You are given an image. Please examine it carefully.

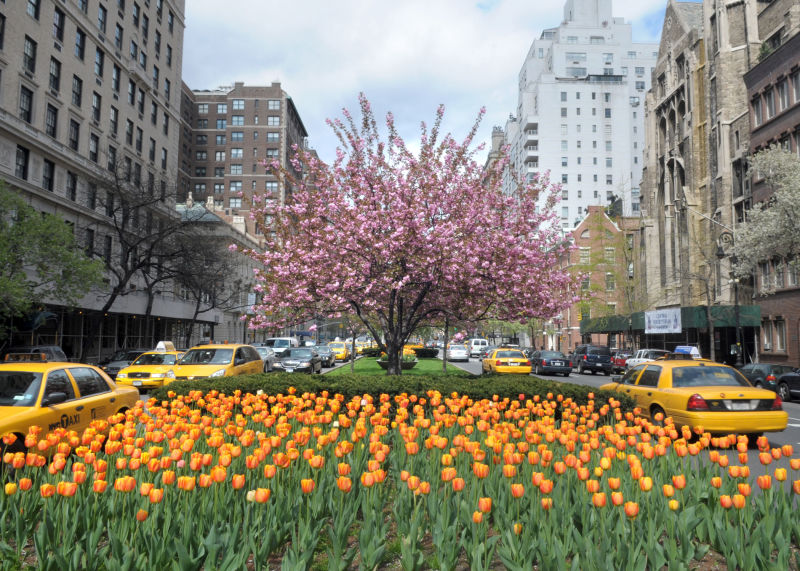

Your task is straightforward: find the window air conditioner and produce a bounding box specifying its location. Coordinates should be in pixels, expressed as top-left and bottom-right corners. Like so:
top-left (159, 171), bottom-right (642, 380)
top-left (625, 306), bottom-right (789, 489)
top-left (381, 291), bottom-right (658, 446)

top-left (763, 342), bottom-right (771, 351)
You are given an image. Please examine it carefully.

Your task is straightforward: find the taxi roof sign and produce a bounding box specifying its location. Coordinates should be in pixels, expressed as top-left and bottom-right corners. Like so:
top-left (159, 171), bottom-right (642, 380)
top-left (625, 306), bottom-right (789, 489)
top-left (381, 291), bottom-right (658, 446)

top-left (155, 341), bottom-right (176, 352)
top-left (5, 353), bottom-right (48, 362)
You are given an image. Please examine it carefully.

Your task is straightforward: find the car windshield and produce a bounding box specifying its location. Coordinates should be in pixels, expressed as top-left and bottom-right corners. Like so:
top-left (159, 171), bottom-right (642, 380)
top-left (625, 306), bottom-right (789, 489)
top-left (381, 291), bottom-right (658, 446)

top-left (588, 348), bottom-right (611, 356)
top-left (315, 347), bottom-right (331, 354)
top-left (497, 350), bottom-right (526, 359)
top-left (671, 366), bottom-right (750, 388)
top-left (330, 343), bottom-right (345, 349)
top-left (0, 371), bottom-right (42, 407)
top-left (180, 348), bottom-right (233, 365)
top-left (132, 353), bottom-right (176, 366)
top-left (255, 347), bottom-right (272, 357)
top-left (287, 349), bottom-right (312, 359)
top-left (542, 351), bottom-right (566, 359)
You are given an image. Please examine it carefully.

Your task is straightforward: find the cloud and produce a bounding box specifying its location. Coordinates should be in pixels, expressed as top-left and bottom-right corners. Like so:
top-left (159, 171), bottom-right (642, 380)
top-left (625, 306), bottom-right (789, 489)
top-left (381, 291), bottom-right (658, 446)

top-left (182, 0), bottom-right (666, 164)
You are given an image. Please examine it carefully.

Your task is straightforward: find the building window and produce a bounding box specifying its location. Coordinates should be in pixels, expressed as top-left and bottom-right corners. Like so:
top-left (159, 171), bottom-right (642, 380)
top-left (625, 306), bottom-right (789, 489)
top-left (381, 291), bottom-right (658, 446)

top-left (606, 175), bottom-right (613, 185)
top-left (793, 73), bottom-right (800, 106)
top-left (107, 145), bottom-right (116, 170)
top-left (232, 115), bottom-right (244, 126)
top-left (154, 30), bottom-right (161, 55)
top-left (108, 106), bottom-right (118, 135)
top-left (166, 45), bottom-right (172, 67)
top-left (196, 134), bottom-right (207, 145)
top-left (151, 102), bottom-right (157, 124)
top-left (267, 116), bottom-right (280, 126)
top-left (75, 29), bottom-right (86, 60)
top-left (15, 146), bottom-right (30, 180)
top-left (42, 159), bottom-right (55, 191)
top-left (92, 92), bottom-right (102, 121)
top-left (561, 174), bottom-right (568, 184)
top-left (760, 261), bottom-right (771, 292)
top-left (230, 181), bottom-right (242, 192)
top-left (115, 24), bottom-right (123, 49)
top-left (132, 2), bottom-right (140, 26)
top-left (230, 165), bottom-right (243, 175)
top-left (265, 149), bottom-right (279, 158)
top-left (229, 197), bottom-right (242, 209)
top-left (231, 131), bottom-right (243, 142)
top-left (162, 113), bottom-right (169, 135)
top-left (125, 119), bottom-right (133, 144)
top-left (213, 183), bottom-right (224, 193)
top-left (605, 157), bottom-right (613, 168)
top-left (214, 167), bottom-right (224, 177)
top-left (267, 99), bottom-right (280, 110)
top-left (45, 104), bottom-right (58, 137)
top-left (111, 65), bottom-right (120, 93)
top-left (266, 181), bottom-right (278, 193)
top-left (72, 76), bottom-right (83, 107)
top-left (23, 36), bottom-right (37, 74)
top-left (232, 99), bottom-right (244, 110)
top-left (66, 171), bottom-right (77, 201)
top-left (164, 78), bottom-right (170, 100)
top-left (216, 119), bottom-right (226, 129)
top-left (216, 134), bottom-right (226, 145)
top-left (231, 148), bottom-right (243, 159)
top-left (89, 133), bottom-right (99, 162)
top-left (167, 10), bottom-right (174, 33)
top-left (775, 259), bottom-right (785, 289)
top-left (53, 8), bottom-right (65, 41)
top-left (765, 90), bottom-right (775, 119)
top-left (27, 0), bottom-right (40, 20)
top-left (135, 127), bottom-right (143, 152)
top-left (196, 118), bottom-right (207, 128)
top-left (561, 156), bottom-right (568, 167)
top-left (197, 103), bottom-right (208, 114)
top-left (778, 80), bottom-right (789, 112)
top-left (137, 88), bottom-right (145, 113)
top-left (775, 320), bottom-right (786, 351)
top-left (215, 151), bottom-right (226, 161)
top-left (267, 132), bottom-right (279, 143)
top-left (98, 5), bottom-right (107, 33)
top-left (195, 150), bottom-right (207, 160)
top-left (604, 247), bottom-right (615, 263)
top-left (161, 148), bottom-right (167, 169)
top-left (49, 58), bottom-right (61, 92)
top-left (68, 120), bottom-right (80, 151)
top-left (85, 228), bottom-right (95, 256)
top-left (605, 272), bottom-right (615, 291)
top-left (149, 138), bottom-right (156, 161)
top-left (19, 86), bottom-right (33, 123)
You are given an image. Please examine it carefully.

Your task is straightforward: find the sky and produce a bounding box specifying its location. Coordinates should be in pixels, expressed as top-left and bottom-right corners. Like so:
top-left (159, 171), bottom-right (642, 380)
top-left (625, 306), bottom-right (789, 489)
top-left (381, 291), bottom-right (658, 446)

top-left (181, 0), bottom-right (672, 165)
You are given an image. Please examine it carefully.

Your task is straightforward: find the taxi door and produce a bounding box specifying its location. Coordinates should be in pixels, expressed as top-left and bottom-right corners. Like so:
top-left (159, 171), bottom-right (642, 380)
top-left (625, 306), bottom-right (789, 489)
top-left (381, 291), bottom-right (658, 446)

top-left (613, 365), bottom-right (646, 402)
top-left (67, 367), bottom-right (115, 425)
top-left (38, 368), bottom-right (86, 433)
top-left (628, 364), bottom-right (662, 411)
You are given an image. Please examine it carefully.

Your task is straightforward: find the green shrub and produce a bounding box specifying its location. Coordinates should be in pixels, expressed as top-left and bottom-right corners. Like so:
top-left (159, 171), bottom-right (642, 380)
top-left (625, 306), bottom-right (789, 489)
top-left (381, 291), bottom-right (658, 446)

top-left (413, 347), bottom-right (440, 359)
top-left (361, 347), bottom-right (382, 358)
top-left (150, 372), bottom-right (634, 416)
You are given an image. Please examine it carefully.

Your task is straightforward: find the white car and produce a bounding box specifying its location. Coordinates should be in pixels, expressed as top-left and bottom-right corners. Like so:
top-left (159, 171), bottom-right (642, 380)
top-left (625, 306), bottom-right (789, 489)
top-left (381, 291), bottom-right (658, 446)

top-left (446, 345), bottom-right (469, 362)
top-left (625, 349), bottom-right (670, 369)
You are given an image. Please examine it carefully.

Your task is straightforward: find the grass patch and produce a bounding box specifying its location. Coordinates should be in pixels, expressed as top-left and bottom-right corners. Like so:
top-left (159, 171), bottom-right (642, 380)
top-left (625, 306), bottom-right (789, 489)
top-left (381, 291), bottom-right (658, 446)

top-left (325, 357), bottom-right (469, 376)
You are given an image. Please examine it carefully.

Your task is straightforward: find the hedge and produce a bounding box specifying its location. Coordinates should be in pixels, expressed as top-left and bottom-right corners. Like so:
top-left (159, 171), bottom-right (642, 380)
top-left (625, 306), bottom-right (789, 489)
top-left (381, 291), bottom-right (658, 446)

top-left (148, 372), bottom-right (635, 415)
top-left (412, 347), bottom-right (440, 359)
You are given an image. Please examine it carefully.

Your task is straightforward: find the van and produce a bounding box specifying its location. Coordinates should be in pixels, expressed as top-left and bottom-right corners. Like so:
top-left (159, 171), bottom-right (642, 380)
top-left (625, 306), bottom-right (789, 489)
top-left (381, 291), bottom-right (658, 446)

top-left (468, 338), bottom-right (489, 358)
top-left (263, 337), bottom-right (300, 358)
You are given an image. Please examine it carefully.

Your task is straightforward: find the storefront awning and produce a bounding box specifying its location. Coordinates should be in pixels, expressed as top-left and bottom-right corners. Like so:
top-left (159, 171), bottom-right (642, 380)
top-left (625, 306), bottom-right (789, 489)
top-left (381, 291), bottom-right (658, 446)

top-left (580, 305), bottom-right (761, 335)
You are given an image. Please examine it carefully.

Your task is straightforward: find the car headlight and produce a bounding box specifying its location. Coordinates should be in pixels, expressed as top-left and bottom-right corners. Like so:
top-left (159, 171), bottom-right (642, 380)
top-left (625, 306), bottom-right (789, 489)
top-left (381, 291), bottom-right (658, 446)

top-left (167, 370), bottom-right (176, 379)
top-left (299, 361), bottom-right (311, 367)
top-left (150, 373), bottom-right (164, 379)
top-left (210, 369), bottom-right (226, 377)
top-left (273, 362), bottom-right (283, 368)
top-left (116, 373), bottom-right (127, 379)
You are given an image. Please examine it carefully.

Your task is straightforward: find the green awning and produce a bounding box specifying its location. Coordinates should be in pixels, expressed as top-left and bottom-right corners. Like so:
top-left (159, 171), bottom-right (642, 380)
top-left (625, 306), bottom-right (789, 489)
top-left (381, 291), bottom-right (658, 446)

top-left (580, 305), bottom-right (761, 335)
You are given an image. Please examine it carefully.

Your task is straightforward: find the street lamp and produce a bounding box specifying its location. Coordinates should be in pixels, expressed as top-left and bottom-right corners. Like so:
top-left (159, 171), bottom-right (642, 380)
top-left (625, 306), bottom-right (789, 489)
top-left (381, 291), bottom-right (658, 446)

top-left (716, 230), bottom-right (742, 367)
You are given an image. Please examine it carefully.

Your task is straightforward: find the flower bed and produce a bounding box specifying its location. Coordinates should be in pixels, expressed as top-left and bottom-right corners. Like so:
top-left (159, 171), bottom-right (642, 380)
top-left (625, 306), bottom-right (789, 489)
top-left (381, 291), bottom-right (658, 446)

top-left (1, 389), bottom-right (799, 569)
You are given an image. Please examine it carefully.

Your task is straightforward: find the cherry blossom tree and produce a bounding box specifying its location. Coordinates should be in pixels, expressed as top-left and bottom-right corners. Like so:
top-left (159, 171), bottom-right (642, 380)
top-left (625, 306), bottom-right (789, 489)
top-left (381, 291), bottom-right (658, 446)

top-left (240, 95), bottom-right (579, 374)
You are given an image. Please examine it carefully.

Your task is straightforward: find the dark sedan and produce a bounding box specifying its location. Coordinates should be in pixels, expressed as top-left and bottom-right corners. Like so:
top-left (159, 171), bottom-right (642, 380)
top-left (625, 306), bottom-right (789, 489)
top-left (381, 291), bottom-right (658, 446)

top-left (738, 363), bottom-right (795, 392)
top-left (531, 350), bottom-right (572, 377)
top-left (774, 368), bottom-right (800, 402)
top-left (274, 348), bottom-right (322, 374)
top-left (313, 345), bottom-right (336, 368)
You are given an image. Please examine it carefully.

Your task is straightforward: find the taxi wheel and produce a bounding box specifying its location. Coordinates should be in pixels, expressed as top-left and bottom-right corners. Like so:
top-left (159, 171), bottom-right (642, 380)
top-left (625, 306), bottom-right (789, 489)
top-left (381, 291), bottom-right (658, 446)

top-left (778, 383), bottom-right (791, 402)
top-left (650, 406), bottom-right (666, 426)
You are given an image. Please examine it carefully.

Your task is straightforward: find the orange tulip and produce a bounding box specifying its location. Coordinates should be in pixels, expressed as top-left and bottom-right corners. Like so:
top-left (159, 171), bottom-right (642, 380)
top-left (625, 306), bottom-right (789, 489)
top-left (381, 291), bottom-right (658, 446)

top-left (793, 480), bottom-right (800, 495)
top-left (40, 484), bottom-right (56, 498)
top-left (710, 477), bottom-right (722, 489)
top-left (93, 480), bottom-right (108, 493)
top-left (337, 463), bottom-right (351, 476)
top-left (472, 510), bottom-right (483, 524)
top-left (732, 494), bottom-right (746, 509)
top-left (407, 476), bottom-right (421, 491)
top-left (210, 465), bottom-right (227, 483)
top-left (452, 477), bottom-right (465, 492)
top-left (300, 478), bottom-right (315, 494)
top-left (775, 468), bottom-right (787, 482)
top-left (502, 464), bottom-right (517, 478)
top-left (662, 484), bottom-right (675, 498)
top-left (510, 483), bottom-right (525, 498)
top-left (738, 483), bottom-right (751, 497)
top-left (540, 497), bottom-right (553, 510)
top-left (639, 477), bottom-right (653, 492)
top-left (478, 497), bottom-right (492, 513)
top-left (607, 477), bottom-right (621, 490)
top-left (161, 470), bottom-right (176, 486)
top-left (592, 492), bottom-right (607, 508)
top-left (263, 464), bottom-right (277, 479)
top-left (668, 499), bottom-right (679, 511)
top-left (611, 492), bottom-right (624, 506)
top-left (585, 479), bottom-right (600, 494)
top-left (539, 479), bottom-right (554, 495)
top-left (136, 509), bottom-right (148, 522)
top-left (759, 452), bottom-right (772, 466)
top-left (18, 478), bottom-right (32, 491)
top-left (672, 474), bottom-right (686, 490)
top-left (4, 482), bottom-right (17, 496)
top-left (623, 502), bottom-right (639, 519)
top-left (417, 481), bottom-right (431, 495)
top-left (231, 474), bottom-right (245, 490)
top-left (553, 461), bottom-right (566, 475)
top-left (198, 474), bottom-right (213, 488)
top-left (441, 467), bottom-right (457, 482)
top-left (720, 495), bottom-right (733, 509)
top-left (757, 475), bottom-right (772, 490)
top-left (148, 488), bottom-right (164, 504)
top-left (254, 487), bottom-right (271, 503)
top-left (473, 462), bottom-right (489, 479)
top-left (513, 522), bottom-right (523, 535)
top-left (140, 482), bottom-right (154, 496)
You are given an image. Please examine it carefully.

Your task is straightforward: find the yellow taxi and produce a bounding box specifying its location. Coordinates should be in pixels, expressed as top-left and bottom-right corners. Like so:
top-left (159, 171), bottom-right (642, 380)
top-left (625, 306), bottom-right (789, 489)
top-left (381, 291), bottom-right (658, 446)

top-left (115, 342), bottom-right (184, 391)
top-left (0, 355), bottom-right (139, 453)
top-left (167, 344), bottom-right (263, 382)
top-left (482, 348), bottom-right (532, 375)
top-left (328, 342), bottom-right (350, 362)
top-left (600, 355), bottom-right (788, 435)
top-left (355, 341), bottom-right (370, 355)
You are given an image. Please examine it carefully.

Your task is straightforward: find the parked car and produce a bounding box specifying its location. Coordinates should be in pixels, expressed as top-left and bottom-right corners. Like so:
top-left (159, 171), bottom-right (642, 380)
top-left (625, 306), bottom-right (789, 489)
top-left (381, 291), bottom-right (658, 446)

top-left (100, 348), bottom-right (149, 380)
top-left (446, 344), bottom-right (469, 362)
top-left (253, 345), bottom-right (277, 372)
top-left (773, 369), bottom-right (800, 402)
top-left (2, 345), bottom-right (68, 362)
top-left (479, 346), bottom-right (497, 360)
top-left (115, 342), bottom-right (184, 390)
top-left (531, 350), bottom-right (572, 377)
top-left (328, 342), bottom-right (350, 362)
top-left (273, 348), bottom-right (322, 374)
top-left (482, 348), bottom-right (532, 375)
top-left (600, 357), bottom-right (788, 435)
top-left (570, 345), bottom-right (613, 375)
top-left (468, 338), bottom-right (490, 358)
top-left (314, 345), bottom-right (336, 368)
top-left (737, 363), bottom-right (795, 391)
top-left (612, 351), bottom-right (633, 374)
top-left (262, 337), bottom-right (300, 358)
top-left (625, 349), bottom-right (671, 370)
top-left (168, 344), bottom-right (263, 382)
top-left (0, 358), bottom-right (139, 455)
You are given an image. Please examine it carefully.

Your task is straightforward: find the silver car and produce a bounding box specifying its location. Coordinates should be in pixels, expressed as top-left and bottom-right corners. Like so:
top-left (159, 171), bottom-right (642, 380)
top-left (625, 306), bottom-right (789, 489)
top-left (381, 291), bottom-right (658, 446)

top-left (254, 346), bottom-right (277, 372)
top-left (446, 344), bottom-right (469, 362)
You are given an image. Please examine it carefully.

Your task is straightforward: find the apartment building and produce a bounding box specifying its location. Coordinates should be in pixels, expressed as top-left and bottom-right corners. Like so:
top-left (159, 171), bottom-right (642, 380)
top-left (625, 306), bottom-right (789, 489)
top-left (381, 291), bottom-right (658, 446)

top-left (178, 82), bottom-right (309, 239)
top-left (503, 0), bottom-right (657, 226)
top-left (0, 0), bottom-right (250, 359)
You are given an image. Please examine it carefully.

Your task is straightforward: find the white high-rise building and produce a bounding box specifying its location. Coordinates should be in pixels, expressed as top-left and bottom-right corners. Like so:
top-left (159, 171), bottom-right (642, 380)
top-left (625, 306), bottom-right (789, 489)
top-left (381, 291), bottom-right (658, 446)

top-left (504, 0), bottom-right (657, 228)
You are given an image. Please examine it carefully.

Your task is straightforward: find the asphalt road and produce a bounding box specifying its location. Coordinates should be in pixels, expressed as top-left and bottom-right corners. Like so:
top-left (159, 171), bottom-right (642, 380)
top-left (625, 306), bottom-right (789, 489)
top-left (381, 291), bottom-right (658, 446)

top-left (446, 356), bottom-right (800, 455)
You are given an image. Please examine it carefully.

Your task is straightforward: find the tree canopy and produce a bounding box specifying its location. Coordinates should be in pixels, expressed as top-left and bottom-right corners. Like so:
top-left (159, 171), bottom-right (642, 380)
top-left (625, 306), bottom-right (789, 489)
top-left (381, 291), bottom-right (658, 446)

top-left (241, 95), bottom-right (579, 373)
top-left (734, 147), bottom-right (800, 276)
top-left (0, 182), bottom-right (104, 339)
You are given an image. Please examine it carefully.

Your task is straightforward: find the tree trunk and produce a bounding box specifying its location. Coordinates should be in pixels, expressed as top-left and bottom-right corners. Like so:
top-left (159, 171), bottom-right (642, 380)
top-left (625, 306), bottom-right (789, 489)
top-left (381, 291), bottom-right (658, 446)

top-left (442, 317), bottom-right (450, 373)
top-left (350, 334), bottom-right (356, 373)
